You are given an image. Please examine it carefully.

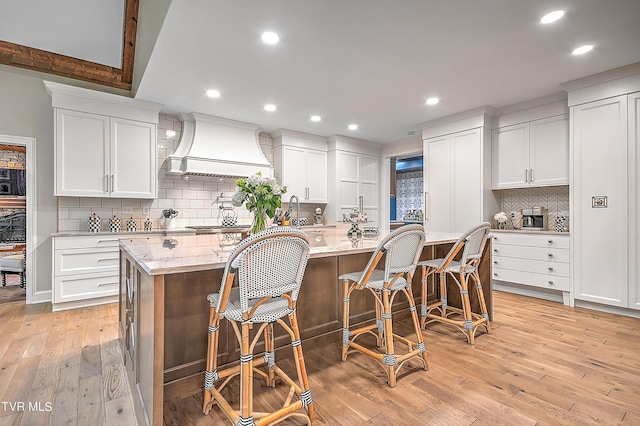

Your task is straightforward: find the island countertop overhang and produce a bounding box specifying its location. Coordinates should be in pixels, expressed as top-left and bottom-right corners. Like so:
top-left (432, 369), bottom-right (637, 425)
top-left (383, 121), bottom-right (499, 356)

top-left (118, 225), bottom-right (462, 276)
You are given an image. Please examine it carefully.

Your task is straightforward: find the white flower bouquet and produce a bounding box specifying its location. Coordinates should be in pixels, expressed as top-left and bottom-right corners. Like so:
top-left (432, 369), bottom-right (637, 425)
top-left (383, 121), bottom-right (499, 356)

top-left (494, 211), bottom-right (509, 229)
top-left (231, 172), bottom-right (286, 234)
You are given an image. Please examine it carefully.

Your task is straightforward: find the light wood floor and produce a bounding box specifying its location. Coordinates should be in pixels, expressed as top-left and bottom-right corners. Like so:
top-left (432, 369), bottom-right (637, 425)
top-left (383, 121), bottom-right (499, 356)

top-left (1, 291), bottom-right (640, 425)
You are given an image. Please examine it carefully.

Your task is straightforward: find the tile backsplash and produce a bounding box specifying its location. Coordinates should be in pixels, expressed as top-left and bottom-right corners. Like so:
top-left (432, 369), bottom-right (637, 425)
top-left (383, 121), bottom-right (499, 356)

top-left (57, 114), bottom-right (289, 232)
top-left (497, 186), bottom-right (569, 230)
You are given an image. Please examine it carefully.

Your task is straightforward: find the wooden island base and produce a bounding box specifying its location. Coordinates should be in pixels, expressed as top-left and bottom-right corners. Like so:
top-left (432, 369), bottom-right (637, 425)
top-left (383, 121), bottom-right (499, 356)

top-left (118, 233), bottom-right (491, 425)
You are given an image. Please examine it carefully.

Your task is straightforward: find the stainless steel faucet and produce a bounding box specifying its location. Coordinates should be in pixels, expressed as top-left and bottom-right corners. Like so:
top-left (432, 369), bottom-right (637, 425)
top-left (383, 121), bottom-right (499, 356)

top-left (288, 195), bottom-right (300, 228)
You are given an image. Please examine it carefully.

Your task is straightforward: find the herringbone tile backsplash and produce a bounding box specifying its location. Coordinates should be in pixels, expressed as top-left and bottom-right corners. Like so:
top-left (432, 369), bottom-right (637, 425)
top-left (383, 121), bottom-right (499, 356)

top-left (498, 185), bottom-right (569, 230)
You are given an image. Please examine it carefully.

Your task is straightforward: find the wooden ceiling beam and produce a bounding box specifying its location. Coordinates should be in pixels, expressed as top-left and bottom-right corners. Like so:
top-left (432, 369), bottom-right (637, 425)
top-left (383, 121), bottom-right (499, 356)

top-left (0, 0), bottom-right (138, 91)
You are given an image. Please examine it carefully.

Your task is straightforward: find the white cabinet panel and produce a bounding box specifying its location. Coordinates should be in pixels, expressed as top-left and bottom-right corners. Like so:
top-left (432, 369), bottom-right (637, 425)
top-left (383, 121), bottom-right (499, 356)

top-left (492, 114), bottom-right (569, 189)
top-left (333, 151), bottom-right (379, 224)
top-left (278, 145), bottom-right (327, 203)
top-left (529, 115), bottom-right (570, 186)
top-left (55, 109), bottom-right (109, 196)
top-left (425, 128), bottom-right (484, 233)
top-left (630, 92), bottom-right (640, 310)
top-left (110, 118), bottom-right (156, 198)
top-left (53, 235), bottom-right (128, 310)
top-left (572, 96), bottom-right (628, 307)
top-left (491, 124), bottom-right (529, 188)
top-left (491, 232), bottom-right (570, 295)
top-left (55, 109), bottom-right (157, 198)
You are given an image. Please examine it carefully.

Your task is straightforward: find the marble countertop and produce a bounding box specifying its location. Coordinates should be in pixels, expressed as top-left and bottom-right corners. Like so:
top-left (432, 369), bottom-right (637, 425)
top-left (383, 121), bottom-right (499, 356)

top-left (119, 224), bottom-right (462, 276)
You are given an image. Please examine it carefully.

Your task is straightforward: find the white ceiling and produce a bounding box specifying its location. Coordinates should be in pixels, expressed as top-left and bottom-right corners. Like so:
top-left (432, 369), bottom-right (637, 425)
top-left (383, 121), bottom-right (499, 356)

top-left (3, 1), bottom-right (640, 143)
top-left (0, 0), bottom-right (125, 68)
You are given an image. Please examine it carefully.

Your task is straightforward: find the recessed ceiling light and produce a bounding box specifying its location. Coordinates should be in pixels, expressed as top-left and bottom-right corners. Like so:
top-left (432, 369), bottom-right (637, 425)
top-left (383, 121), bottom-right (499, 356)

top-left (540, 10), bottom-right (565, 24)
top-left (310, 115), bottom-right (322, 122)
top-left (348, 124), bottom-right (358, 130)
top-left (572, 44), bottom-right (593, 55)
top-left (264, 104), bottom-right (277, 112)
top-left (261, 31), bottom-right (279, 44)
top-left (425, 97), bottom-right (439, 105)
top-left (165, 130), bottom-right (176, 138)
top-left (206, 89), bottom-right (220, 98)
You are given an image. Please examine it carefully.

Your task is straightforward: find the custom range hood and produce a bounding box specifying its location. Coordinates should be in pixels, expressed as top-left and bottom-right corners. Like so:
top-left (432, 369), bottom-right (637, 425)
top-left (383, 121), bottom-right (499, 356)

top-left (167, 113), bottom-right (273, 178)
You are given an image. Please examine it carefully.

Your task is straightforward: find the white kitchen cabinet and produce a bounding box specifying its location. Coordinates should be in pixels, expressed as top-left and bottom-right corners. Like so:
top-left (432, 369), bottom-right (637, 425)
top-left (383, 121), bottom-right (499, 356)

top-left (630, 92), bottom-right (640, 310)
top-left (55, 110), bottom-right (157, 198)
top-left (279, 146), bottom-right (327, 202)
top-left (45, 81), bottom-right (162, 199)
top-left (336, 151), bottom-right (379, 223)
top-left (53, 235), bottom-right (122, 311)
top-left (425, 128), bottom-right (485, 233)
top-left (326, 136), bottom-right (381, 225)
top-left (491, 232), bottom-right (570, 303)
top-left (492, 114), bottom-right (569, 189)
top-left (273, 129), bottom-right (328, 203)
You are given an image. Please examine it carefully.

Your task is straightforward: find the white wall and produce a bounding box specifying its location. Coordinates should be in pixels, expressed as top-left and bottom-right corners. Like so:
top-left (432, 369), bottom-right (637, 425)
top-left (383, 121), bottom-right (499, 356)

top-left (0, 65), bottom-right (57, 300)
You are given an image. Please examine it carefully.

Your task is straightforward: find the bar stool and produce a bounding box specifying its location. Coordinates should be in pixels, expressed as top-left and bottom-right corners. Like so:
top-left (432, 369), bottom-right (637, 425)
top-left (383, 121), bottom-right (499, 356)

top-left (203, 227), bottom-right (315, 425)
top-left (419, 222), bottom-right (491, 345)
top-left (340, 224), bottom-right (428, 387)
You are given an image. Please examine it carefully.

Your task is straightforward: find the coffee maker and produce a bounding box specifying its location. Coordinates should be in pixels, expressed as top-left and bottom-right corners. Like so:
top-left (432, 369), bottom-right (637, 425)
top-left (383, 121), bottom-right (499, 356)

top-left (521, 207), bottom-right (548, 230)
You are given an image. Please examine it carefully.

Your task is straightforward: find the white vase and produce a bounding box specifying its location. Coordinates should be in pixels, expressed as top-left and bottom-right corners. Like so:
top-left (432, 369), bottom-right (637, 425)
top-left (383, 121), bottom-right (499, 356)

top-left (165, 218), bottom-right (176, 229)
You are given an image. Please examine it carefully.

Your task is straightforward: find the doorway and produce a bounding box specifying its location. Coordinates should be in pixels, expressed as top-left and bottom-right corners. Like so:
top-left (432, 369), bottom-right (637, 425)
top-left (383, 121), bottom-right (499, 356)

top-left (0, 135), bottom-right (35, 305)
top-left (393, 155), bottom-right (424, 222)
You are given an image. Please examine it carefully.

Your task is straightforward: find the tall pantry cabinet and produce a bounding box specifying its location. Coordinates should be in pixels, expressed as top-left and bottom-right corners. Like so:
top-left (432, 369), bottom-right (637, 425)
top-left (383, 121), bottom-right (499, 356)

top-left (565, 64), bottom-right (640, 311)
top-left (421, 108), bottom-right (498, 233)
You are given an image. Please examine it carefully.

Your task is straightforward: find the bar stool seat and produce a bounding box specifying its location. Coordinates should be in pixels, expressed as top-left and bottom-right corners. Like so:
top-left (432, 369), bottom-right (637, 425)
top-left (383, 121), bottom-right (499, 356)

top-left (203, 227), bottom-right (315, 425)
top-left (419, 222), bottom-right (491, 345)
top-left (340, 224), bottom-right (428, 388)
top-left (0, 250), bottom-right (25, 288)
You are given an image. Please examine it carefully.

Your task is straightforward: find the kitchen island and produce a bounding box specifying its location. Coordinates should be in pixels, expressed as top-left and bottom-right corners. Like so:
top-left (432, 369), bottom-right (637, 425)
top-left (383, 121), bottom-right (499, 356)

top-left (118, 225), bottom-right (492, 425)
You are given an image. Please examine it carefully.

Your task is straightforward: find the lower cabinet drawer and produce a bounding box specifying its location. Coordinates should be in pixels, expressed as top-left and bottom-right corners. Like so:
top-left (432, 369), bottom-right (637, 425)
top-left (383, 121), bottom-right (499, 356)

top-left (492, 267), bottom-right (569, 291)
top-left (55, 247), bottom-right (119, 276)
top-left (54, 272), bottom-right (120, 303)
top-left (492, 244), bottom-right (569, 263)
top-left (492, 256), bottom-right (569, 277)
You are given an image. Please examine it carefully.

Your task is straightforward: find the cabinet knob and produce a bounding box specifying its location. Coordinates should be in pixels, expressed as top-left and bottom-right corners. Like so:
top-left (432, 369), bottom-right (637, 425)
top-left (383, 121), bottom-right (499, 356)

top-left (548, 239), bottom-right (553, 244)
top-left (548, 280), bottom-right (554, 285)
top-left (493, 248), bottom-right (498, 252)
top-left (493, 260), bottom-right (498, 264)
top-left (548, 253), bottom-right (553, 257)
top-left (548, 267), bottom-right (554, 271)
top-left (493, 272), bottom-right (498, 276)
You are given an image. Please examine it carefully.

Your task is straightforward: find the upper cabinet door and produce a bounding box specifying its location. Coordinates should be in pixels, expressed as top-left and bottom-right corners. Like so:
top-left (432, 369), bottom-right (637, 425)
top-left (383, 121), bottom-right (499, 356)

top-left (281, 146), bottom-right (307, 200)
top-left (491, 123), bottom-right (529, 189)
top-left (110, 118), bottom-right (157, 198)
top-left (55, 109), bottom-right (109, 197)
top-left (529, 114), bottom-right (569, 187)
top-left (425, 135), bottom-right (451, 233)
top-left (305, 149), bottom-right (327, 202)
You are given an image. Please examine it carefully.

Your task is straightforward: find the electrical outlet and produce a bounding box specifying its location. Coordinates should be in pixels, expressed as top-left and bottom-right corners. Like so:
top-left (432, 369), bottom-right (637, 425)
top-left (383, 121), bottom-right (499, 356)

top-left (122, 206), bottom-right (133, 215)
top-left (142, 207), bottom-right (150, 215)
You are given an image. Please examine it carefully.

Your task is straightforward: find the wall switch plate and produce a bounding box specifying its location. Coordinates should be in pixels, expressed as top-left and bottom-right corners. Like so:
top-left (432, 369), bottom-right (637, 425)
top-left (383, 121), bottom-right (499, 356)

top-left (142, 207), bottom-right (150, 215)
top-left (122, 206), bottom-right (133, 215)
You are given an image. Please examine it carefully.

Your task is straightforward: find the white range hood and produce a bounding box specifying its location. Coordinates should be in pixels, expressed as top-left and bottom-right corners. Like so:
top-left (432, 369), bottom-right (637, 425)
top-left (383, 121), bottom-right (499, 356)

top-left (167, 113), bottom-right (273, 178)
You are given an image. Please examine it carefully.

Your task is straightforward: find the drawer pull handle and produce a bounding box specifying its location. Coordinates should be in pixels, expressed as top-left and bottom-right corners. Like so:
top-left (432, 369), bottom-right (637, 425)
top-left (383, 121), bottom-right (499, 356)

top-left (98, 282), bottom-right (118, 287)
top-left (493, 272), bottom-right (498, 276)
top-left (548, 280), bottom-right (554, 285)
top-left (493, 260), bottom-right (498, 264)
top-left (548, 253), bottom-right (553, 257)
top-left (548, 239), bottom-right (553, 244)
top-left (493, 248), bottom-right (498, 252)
top-left (98, 257), bottom-right (119, 262)
top-left (548, 267), bottom-right (554, 271)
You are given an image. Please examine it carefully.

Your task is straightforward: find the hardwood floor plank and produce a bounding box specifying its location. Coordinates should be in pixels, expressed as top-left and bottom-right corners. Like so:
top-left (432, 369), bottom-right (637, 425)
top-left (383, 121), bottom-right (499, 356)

top-left (31, 340), bottom-right (63, 390)
top-left (21, 384), bottom-right (54, 426)
top-left (104, 395), bottom-right (136, 426)
top-left (49, 364), bottom-right (80, 426)
top-left (77, 374), bottom-right (105, 426)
